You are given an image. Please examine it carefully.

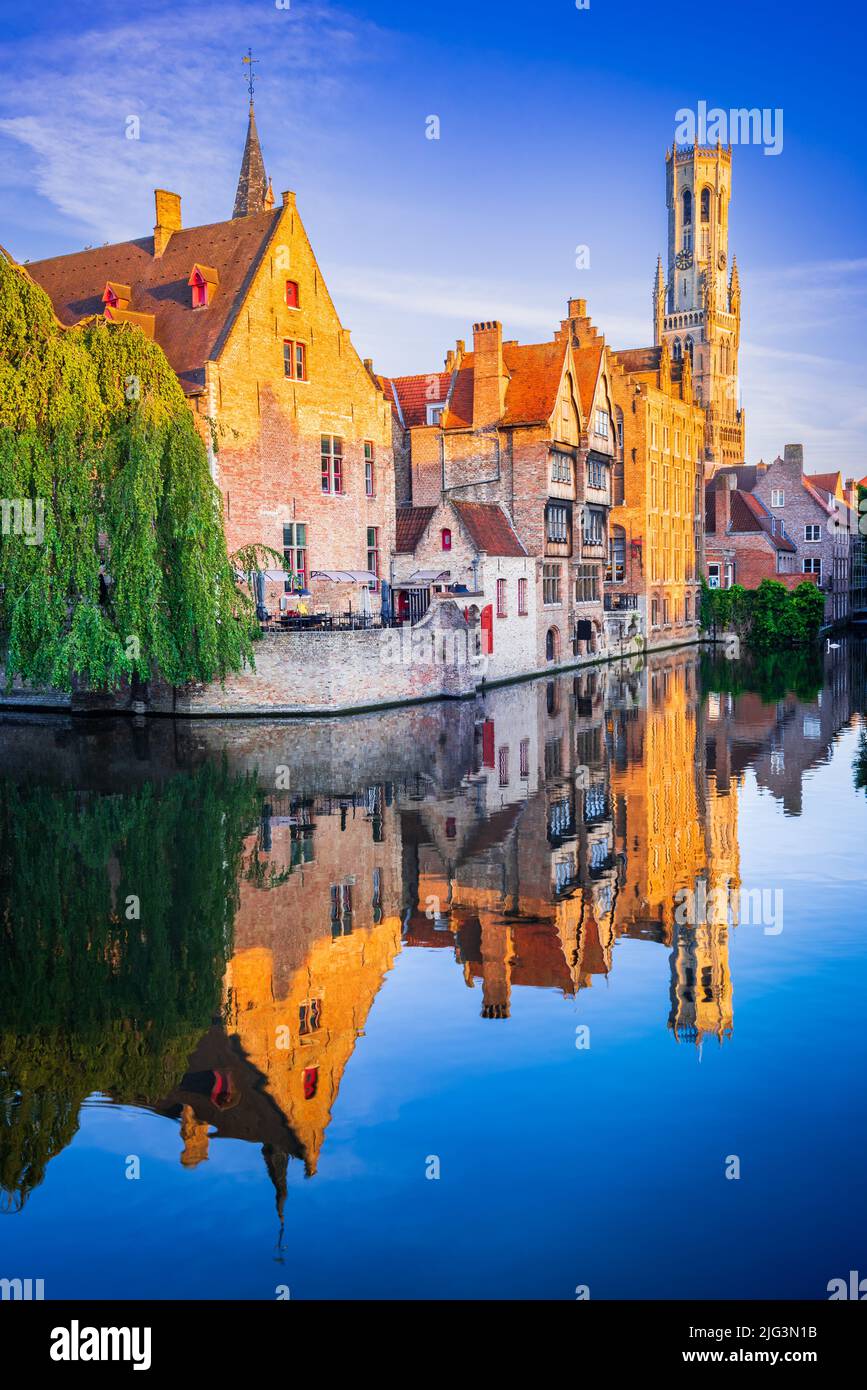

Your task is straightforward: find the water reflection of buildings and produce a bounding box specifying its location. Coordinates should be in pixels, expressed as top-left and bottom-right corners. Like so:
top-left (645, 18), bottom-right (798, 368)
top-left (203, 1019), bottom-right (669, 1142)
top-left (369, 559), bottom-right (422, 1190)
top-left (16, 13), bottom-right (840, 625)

top-left (399, 651), bottom-right (741, 1046)
top-left (3, 641), bottom-right (864, 1214)
top-left (153, 788), bottom-right (404, 1215)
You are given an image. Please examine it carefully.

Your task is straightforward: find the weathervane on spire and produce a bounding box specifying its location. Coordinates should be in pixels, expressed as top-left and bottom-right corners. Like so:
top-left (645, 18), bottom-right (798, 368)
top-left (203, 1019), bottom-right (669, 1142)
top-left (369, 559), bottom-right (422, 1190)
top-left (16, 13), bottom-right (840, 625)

top-left (242, 47), bottom-right (259, 109)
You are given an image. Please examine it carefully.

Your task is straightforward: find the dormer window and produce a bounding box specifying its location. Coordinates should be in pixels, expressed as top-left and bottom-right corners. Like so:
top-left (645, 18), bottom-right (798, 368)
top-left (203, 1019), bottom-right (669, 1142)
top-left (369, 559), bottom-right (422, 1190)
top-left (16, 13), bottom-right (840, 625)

top-left (426, 403), bottom-right (445, 426)
top-left (285, 280), bottom-right (300, 309)
top-left (102, 282), bottom-right (131, 313)
top-left (188, 263), bottom-right (219, 309)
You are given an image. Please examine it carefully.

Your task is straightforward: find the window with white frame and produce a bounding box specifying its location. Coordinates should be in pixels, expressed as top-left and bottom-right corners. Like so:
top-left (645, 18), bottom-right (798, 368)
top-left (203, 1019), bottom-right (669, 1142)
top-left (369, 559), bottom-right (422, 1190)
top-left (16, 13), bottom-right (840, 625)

top-left (426, 403), bottom-right (444, 425)
top-left (803, 557), bottom-right (822, 580)
top-left (804, 523), bottom-right (821, 541)
top-left (594, 409), bottom-right (609, 438)
top-left (770, 488), bottom-right (785, 507)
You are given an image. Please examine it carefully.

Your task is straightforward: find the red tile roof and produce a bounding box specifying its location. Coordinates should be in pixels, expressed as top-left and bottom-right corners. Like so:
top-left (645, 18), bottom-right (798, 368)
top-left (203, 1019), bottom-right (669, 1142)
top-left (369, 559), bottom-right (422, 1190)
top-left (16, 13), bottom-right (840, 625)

top-left (806, 471), bottom-right (843, 499)
top-left (25, 210), bottom-right (281, 394)
top-left (395, 506), bottom-right (436, 553)
top-left (729, 490), bottom-right (796, 551)
top-left (614, 346), bottom-right (661, 375)
top-left (380, 372), bottom-right (451, 427)
top-left (452, 501), bottom-right (526, 556)
top-left (442, 340), bottom-right (568, 430)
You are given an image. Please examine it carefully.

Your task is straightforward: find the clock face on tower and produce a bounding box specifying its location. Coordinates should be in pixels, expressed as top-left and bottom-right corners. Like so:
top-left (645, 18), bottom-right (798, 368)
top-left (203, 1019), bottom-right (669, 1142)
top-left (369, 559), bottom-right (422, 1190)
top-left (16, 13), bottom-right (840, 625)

top-left (675, 250), bottom-right (694, 270)
top-left (718, 251), bottom-right (727, 269)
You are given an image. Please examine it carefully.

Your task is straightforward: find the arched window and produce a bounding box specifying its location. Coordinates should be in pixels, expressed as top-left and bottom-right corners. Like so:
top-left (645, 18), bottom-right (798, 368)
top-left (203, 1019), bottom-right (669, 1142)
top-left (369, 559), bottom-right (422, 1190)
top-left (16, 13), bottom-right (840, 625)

top-left (682, 188), bottom-right (692, 226)
top-left (441, 527), bottom-right (452, 551)
top-left (700, 187), bottom-right (711, 222)
top-left (684, 335), bottom-right (694, 365)
top-left (672, 337), bottom-right (683, 362)
top-left (545, 627), bottom-right (560, 663)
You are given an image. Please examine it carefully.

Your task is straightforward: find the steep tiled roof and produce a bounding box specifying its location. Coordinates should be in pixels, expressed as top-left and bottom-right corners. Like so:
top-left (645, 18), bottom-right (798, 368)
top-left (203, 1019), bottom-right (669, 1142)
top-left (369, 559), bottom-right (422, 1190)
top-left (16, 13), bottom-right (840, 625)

top-left (714, 464), bottom-right (764, 492)
top-left (730, 490), bottom-right (796, 551)
top-left (25, 209), bottom-right (281, 394)
top-left (380, 371), bottom-right (451, 427)
top-left (395, 506), bottom-right (436, 553)
top-left (614, 346), bottom-right (661, 375)
top-left (452, 501), bottom-right (526, 556)
top-left (806, 471), bottom-right (843, 499)
top-left (706, 484), bottom-right (795, 551)
top-left (442, 341), bottom-right (567, 430)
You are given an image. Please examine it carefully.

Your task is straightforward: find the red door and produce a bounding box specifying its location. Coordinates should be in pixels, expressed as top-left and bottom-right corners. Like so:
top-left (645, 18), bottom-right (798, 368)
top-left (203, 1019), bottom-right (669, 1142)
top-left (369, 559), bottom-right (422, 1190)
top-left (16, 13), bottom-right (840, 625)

top-left (481, 603), bottom-right (494, 655)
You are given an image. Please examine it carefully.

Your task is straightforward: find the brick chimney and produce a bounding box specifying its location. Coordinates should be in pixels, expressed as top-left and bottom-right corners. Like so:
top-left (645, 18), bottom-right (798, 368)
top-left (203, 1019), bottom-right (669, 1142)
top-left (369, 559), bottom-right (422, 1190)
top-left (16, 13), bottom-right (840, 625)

top-left (715, 470), bottom-right (736, 534)
top-left (153, 190), bottom-right (182, 258)
top-left (472, 321), bottom-right (507, 429)
top-left (783, 443), bottom-right (804, 473)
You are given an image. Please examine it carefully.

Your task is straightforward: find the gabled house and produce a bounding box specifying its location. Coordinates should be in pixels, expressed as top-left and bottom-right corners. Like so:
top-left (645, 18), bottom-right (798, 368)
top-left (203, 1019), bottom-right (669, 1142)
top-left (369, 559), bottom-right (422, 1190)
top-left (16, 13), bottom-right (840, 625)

top-left (704, 471), bottom-right (798, 591)
top-left (383, 300), bottom-right (616, 674)
top-left (392, 498), bottom-right (535, 682)
top-left (711, 445), bottom-right (854, 623)
top-left (23, 104), bottom-right (396, 620)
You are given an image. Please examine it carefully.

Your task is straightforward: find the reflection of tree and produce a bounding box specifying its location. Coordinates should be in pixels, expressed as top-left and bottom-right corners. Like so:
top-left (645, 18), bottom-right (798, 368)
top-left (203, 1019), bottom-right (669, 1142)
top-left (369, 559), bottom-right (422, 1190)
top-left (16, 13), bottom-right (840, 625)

top-left (0, 764), bottom-right (262, 1210)
top-left (854, 729), bottom-right (867, 797)
top-left (699, 648), bottom-right (824, 704)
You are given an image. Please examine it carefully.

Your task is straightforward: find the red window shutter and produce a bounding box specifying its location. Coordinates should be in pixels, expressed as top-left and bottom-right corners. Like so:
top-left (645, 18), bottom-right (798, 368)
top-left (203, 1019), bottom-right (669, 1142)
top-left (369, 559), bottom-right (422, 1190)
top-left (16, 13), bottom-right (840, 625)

top-left (482, 719), bottom-right (495, 768)
top-left (481, 603), bottom-right (494, 655)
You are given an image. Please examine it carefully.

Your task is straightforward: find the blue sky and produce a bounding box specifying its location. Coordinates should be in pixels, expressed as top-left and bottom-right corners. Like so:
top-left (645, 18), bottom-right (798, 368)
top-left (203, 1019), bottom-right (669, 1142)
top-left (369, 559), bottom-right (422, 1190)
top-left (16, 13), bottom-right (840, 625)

top-left (0, 0), bottom-right (864, 471)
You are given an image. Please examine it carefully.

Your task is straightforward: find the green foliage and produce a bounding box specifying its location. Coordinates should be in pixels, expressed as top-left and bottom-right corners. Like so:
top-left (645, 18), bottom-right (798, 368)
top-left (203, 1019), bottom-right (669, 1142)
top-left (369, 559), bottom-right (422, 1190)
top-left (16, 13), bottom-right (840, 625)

top-left (0, 253), bottom-right (257, 691)
top-left (854, 728), bottom-right (867, 797)
top-left (699, 576), bottom-right (825, 650)
top-left (699, 647), bottom-right (824, 704)
top-left (0, 762), bottom-right (265, 1208)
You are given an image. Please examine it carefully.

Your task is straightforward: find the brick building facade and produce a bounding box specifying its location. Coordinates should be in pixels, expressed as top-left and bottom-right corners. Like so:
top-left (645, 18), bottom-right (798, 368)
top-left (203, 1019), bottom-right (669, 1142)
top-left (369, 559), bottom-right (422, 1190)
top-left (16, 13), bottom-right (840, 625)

top-left (609, 340), bottom-right (706, 648)
top-left (383, 301), bottom-right (616, 673)
top-left (25, 104), bottom-right (397, 621)
top-left (709, 446), bottom-right (855, 623)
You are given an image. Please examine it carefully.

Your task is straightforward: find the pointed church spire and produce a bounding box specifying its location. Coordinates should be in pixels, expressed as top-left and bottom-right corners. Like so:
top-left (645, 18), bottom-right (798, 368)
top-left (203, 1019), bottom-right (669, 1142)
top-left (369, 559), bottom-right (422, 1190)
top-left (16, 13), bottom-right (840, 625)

top-left (653, 255), bottom-right (666, 346)
top-left (232, 50), bottom-right (270, 218)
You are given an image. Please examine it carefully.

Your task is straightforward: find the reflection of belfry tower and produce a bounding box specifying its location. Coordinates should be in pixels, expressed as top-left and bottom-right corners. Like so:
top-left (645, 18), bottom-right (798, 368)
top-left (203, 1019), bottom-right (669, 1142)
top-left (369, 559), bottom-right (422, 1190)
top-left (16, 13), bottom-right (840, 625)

top-left (654, 142), bottom-right (745, 466)
top-left (668, 917), bottom-right (734, 1045)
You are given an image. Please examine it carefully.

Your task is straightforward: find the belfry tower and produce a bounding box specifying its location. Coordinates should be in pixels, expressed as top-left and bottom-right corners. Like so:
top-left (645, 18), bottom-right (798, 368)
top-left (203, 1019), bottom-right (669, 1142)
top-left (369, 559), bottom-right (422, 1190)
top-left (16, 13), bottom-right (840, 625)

top-left (653, 142), bottom-right (745, 467)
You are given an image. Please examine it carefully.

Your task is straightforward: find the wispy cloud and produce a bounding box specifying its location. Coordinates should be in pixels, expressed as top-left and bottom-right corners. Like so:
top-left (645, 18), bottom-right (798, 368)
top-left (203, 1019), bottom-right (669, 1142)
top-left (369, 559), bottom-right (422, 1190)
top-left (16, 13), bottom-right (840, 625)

top-left (0, 1), bottom-right (380, 241)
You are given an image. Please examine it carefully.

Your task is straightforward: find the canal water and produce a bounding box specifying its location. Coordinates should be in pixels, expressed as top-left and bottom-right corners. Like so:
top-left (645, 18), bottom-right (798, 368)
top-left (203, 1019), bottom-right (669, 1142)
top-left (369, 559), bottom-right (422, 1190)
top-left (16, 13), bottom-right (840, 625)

top-left (1, 643), bottom-right (865, 1300)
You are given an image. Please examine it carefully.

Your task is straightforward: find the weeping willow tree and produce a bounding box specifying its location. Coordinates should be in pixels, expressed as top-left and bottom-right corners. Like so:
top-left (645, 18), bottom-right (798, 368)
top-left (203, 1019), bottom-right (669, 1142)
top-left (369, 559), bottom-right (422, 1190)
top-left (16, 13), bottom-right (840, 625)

top-left (0, 251), bottom-right (256, 691)
top-left (0, 762), bottom-right (264, 1209)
